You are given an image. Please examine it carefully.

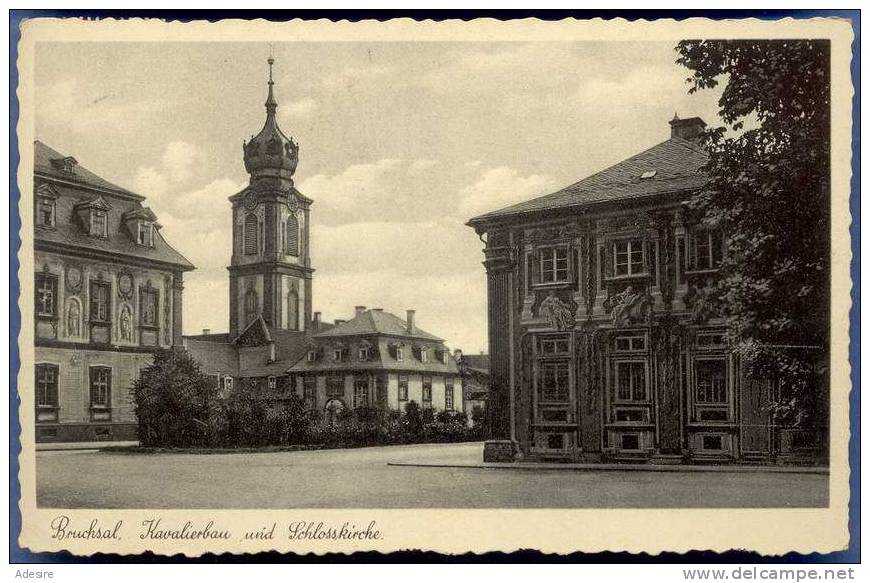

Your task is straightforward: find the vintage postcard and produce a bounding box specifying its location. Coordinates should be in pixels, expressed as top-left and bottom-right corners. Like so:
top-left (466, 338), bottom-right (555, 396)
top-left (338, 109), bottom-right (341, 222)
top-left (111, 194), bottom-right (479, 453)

top-left (13, 15), bottom-right (855, 558)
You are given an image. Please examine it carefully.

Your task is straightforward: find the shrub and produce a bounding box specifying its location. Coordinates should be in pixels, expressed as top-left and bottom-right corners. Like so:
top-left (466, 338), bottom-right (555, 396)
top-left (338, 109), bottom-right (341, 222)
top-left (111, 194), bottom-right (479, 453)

top-left (132, 349), bottom-right (221, 448)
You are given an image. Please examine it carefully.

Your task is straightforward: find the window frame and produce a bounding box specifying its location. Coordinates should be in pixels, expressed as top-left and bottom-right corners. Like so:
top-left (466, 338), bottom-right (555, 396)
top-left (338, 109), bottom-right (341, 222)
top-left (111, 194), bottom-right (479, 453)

top-left (35, 272), bottom-right (58, 318)
top-left (326, 375), bottom-right (345, 398)
top-left (395, 347), bottom-right (404, 362)
top-left (612, 238), bottom-right (645, 277)
top-left (303, 376), bottom-right (317, 408)
top-left (137, 221), bottom-right (154, 247)
top-left (422, 376), bottom-right (433, 405)
top-left (90, 209), bottom-right (108, 238)
top-left (538, 245), bottom-right (570, 285)
top-left (537, 359), bottom-right (571, 404)
top-left (88, 366), bottom-right (112, 419)
top-left (139, 288), bottom-right (159, 329)
top-left (613, 359), bottom-right (649, 403)
top-left (89, 280), bottom-right (112, 324)
top-left (689, 230), bottom-right (724, 272)
top-left (358, 347), bottom-right (369, 361)
top-left (35, 363), bottom-right (59, 422)
top-left (693, 356), bottom-right (729, 406)
top-left (353, 378), bottom-right (368, 408)
top-left (445, 379), bottom-right (455, 411)
top-left (614, 333), bottom-right (647, 353)
top-left (398, 374), bottom-right (409, 402)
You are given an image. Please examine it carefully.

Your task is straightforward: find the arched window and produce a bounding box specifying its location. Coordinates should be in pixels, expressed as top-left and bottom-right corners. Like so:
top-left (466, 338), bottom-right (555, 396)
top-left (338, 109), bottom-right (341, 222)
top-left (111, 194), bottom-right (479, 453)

top-left (286, 289), bottom-right (299, 330)
top-left (244, 289), bottom-right (258, 323)
top-left (244, 213), bottom-right (258, 255)
top-left (286, 213), bottom-right (299, 256)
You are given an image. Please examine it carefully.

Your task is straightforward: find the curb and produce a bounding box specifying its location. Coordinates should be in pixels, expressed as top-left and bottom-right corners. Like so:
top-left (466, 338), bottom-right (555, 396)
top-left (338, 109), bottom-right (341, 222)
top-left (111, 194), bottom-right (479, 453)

top-left (385, 461), bottom-right (829, 475)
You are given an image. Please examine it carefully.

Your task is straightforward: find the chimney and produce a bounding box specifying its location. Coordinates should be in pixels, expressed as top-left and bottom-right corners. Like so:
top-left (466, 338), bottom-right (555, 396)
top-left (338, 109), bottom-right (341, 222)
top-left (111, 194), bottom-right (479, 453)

top-left (354, 305), bottom-right (367, 317)
top-left (313, 312), bottom-right (321, 330)
top-left (669, 115), bottom-right (706, 141)
top-left (202, 328), bottom-right (211, 335)
top-left (406, 309), bottom-right (416, 333)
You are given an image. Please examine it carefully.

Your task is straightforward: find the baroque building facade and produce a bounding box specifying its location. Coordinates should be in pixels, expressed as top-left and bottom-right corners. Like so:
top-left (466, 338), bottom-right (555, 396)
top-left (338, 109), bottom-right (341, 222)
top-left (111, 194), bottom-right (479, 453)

top-left (33, 141), bottom-right (193, 442)
top-left (468, 116), bottom-right (817, 464)
top-left (184, 59), bottom-right (463, 417)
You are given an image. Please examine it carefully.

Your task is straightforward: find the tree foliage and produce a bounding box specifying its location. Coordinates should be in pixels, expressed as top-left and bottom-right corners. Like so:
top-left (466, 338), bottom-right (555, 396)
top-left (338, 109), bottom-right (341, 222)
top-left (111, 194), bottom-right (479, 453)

top-left (676, 40), bottom-right (830, 425)
top-left (132, 349), bottom-right (221, 447)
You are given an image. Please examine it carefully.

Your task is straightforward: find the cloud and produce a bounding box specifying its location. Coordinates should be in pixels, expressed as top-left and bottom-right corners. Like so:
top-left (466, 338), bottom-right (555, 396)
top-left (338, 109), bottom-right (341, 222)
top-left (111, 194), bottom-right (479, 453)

top-left (161, 141), bottom-right (200, 183)
top-left (458, 166), bottom-right (557, 218)
top-left (36, 77), bottom-right (167, 135)
top-left (282, 97), bottom-right (317, 118)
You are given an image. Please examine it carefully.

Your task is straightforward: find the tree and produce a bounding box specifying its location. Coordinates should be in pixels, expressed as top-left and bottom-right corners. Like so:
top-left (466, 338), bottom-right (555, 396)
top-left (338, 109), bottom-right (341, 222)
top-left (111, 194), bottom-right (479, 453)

top-left (676, 40), bottom-right (830, 426)
top-left (132, 349), bottom-right (221, 447)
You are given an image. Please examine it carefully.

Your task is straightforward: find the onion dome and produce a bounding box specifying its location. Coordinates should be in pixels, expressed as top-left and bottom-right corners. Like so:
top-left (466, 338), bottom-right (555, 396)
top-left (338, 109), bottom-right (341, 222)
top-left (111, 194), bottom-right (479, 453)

top-left (243, 57), bottom-right (299, 182)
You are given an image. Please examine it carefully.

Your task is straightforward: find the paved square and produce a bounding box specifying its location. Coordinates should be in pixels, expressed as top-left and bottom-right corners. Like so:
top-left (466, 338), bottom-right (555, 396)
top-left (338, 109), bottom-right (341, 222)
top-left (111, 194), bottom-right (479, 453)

top-left (36, 442), bottom-right (828, 508)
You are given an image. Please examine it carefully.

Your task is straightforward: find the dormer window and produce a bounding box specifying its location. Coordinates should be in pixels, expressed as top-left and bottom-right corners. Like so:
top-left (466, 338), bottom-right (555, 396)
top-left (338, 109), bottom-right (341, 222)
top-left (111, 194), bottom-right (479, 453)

top-left (333, 348), bottom-right (346, 361)
top-left (137, 222), bottom-right (154, 247)
top-left (358, 347), bottom-right (369, 361)
top-left (37, 197), bottom-right (55, 228)
top-left (420, 347), bottom-right (429, 363)
top-left (396, 347), bottom-right (404, 362)
top-left (307, 350), bottom-right (317, 363)
top-left (90, 210), bottom-right (108, 238)
top-left (50, 156), bottom-right (78, 174)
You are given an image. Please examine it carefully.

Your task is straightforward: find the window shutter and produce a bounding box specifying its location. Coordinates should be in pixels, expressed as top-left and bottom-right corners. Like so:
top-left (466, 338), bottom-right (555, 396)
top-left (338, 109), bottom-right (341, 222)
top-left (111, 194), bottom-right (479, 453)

top-left (286, 214), bottom-right (299, 256)
top-left (244, 213), bottom-right (258, 255)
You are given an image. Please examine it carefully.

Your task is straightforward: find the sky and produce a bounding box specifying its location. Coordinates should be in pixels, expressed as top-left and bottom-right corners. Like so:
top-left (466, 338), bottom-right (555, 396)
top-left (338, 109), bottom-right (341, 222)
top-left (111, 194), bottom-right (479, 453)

top-left (34, 41), bottom-right (722, 353)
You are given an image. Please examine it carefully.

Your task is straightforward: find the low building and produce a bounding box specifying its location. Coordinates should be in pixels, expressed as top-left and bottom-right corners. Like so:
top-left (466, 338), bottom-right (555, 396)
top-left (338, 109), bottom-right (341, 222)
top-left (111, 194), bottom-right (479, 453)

top-left (467, 115), bottom-right (827, 464)
top-left (287, 307), bottom-right (463, 419)
top-left (33, 141), bottom-right (194, 442)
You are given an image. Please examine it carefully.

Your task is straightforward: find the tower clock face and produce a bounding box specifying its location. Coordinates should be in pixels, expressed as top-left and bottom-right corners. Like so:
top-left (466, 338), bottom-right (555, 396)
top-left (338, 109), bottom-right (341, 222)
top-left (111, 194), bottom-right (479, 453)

top-left (243, 189), bottom-right (258, 210)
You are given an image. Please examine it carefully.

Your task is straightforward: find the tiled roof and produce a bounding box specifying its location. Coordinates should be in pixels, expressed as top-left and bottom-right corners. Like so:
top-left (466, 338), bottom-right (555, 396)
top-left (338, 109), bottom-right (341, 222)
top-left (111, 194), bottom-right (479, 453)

top-left (462, 353), bottom-right (490, 371)
top-left (468, 137), bottom-right (708, 224)
top-left (314, 309), bottom-right (442, 341)
top-left (287, 337), bottom-right (459, 375)
top-left (34, 141), bottom-right (195, 270)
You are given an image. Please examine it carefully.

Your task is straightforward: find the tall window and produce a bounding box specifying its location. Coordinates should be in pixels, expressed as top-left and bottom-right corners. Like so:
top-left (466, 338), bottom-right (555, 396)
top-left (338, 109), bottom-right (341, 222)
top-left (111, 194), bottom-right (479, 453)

top-left (353, 379), bottom-right (368, 408)
top-left (326, 375), bottom-right (344, 398)
top-left (244, 213), bottom-right (258, 255)
top-left (140, 289), bottom-right (159, 327)
top-left (36, 273), bottom-right (58, 317)
top-left (615, 361), bottom-right (647, 402)
top-left (420, 347), bottom-right (429, 363)
top-left (89, 366), bottom-right (112, 409)
top-left (445, 379), bottom-right (454, 410)
top-left (244, 289), bottom-right (258, 323)
top-left (35, 363), bottom-right (59, 420)
top-left (691, 231), bottom-right (724, 271)
top-left (89, 281), bottom-right (111, 322)
top-left (614, 239), bottom-right (644, 276)
top-left (695, 359), bottom-right (728, 404)
top-left (137, 222), bottom-right (154, 247)
top-left (286, 290), bottom-right (298, 330)
top-left (538, 361), bottom-right (570, 403)
top-left (37, 197), bottom-right (55, 228)
top-left (286, 214), bottom-right (299, 256)
top-left (540, 247), bottom-right (569, 284)
top-left (398, 375), bottom-right (409, 401)
top-left (303, 376), bottom-right (317, 408)
top-left (422, 377), bottom-right (432, 405)
top-left (395, 346), bottom-right (405, 362)
top-left (90, 210), bottom-right (108, 238)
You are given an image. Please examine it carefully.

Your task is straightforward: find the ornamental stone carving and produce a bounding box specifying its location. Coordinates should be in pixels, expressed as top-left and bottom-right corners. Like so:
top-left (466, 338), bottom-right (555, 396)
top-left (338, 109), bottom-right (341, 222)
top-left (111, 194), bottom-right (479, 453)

top-left (605, 285), bottom-right (652, 327)
top-left (538, 291), bottom-right (575, 331)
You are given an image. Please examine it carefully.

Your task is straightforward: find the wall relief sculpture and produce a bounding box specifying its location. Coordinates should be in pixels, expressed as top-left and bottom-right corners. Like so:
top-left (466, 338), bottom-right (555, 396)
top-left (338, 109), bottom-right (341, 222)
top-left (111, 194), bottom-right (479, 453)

top-left (538, 291), bottom-right (575, 331)
top-left (604, 285), bottom-right (652, 327)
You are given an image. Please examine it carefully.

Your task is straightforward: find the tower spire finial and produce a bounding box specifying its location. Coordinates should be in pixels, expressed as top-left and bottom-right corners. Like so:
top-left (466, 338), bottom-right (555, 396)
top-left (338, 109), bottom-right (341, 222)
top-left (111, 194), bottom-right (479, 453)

top-left (265, 51), bottom-right (277, 113)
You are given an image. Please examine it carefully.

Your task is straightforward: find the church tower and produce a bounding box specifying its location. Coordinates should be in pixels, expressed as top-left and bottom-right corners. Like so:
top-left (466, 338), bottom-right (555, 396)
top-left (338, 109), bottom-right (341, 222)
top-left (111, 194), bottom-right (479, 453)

top-left (228, 57), bottom-right (313, 337)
